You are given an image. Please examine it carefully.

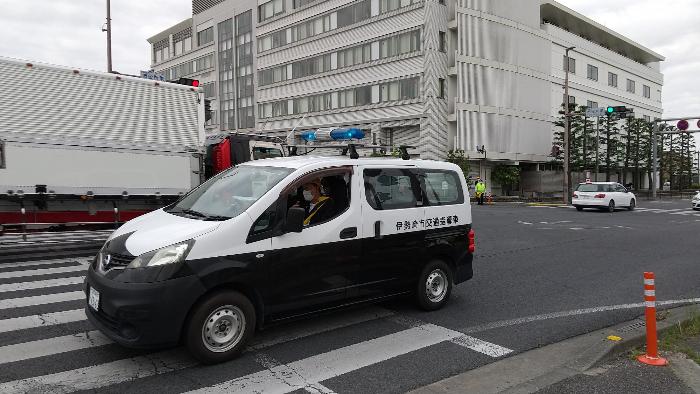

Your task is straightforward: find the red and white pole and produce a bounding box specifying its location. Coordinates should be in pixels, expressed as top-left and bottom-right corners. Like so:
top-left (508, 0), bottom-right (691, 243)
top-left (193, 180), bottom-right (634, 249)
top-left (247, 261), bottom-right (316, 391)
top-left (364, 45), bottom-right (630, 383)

top-left (637, 272), bottom-right (668, 366)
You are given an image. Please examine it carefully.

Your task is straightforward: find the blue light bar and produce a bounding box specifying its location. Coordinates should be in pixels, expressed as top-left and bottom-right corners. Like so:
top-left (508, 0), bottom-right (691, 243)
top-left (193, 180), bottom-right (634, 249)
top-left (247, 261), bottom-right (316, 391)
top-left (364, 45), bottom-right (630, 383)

top-left (300, 130), bottom-right (318, 141)
top-left (330, 128), bottom-right (365, 140)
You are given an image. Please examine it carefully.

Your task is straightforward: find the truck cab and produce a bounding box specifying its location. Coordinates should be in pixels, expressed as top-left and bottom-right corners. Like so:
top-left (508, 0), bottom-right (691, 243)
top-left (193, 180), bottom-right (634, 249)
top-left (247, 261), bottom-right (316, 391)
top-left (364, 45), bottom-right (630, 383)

top-left (204, 133), bottom-right (285, 179)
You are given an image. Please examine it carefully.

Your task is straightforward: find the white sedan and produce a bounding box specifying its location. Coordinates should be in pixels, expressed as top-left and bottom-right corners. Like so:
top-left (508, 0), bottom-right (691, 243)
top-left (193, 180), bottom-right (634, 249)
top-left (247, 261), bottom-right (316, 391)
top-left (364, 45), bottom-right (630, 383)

top-left (572, 182), bottom-right (636, 212)
top-left (692, 191), bottom-right (700, 211)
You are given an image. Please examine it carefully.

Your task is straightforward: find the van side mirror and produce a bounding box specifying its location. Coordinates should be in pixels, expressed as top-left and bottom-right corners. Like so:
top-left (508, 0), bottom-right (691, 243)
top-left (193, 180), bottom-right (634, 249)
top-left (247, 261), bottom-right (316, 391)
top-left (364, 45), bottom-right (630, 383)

top-left (284, 207), bottom-right (305, 233)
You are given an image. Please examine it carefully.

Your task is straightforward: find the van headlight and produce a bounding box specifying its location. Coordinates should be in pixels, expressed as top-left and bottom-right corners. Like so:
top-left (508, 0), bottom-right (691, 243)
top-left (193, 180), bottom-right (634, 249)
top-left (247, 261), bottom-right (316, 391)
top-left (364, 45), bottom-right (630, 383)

top-left (126, 240), bottom-right (194, 269)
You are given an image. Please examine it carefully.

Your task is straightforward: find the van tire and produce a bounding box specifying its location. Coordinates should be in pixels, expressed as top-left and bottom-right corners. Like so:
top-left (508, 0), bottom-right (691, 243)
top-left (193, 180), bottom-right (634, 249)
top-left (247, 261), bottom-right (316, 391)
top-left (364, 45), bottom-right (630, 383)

top-left (416, 260), bottom-right (453, 311)
top-left (184, 290), bottom-right (255, 364)
top-left (575, 206), bottom-right (583, 211)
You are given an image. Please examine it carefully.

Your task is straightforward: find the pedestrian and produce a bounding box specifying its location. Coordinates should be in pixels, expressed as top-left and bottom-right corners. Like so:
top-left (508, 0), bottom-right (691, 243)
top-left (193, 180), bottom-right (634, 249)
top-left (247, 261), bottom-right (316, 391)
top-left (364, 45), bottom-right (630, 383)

top-left (475, 179), bottom-right (486, 205)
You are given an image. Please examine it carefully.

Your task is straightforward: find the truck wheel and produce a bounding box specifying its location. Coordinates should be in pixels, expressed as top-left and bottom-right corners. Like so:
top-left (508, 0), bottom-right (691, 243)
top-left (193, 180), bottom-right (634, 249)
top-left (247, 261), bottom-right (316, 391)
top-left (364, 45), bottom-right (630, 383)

top-left (185, 290), bottom-right (255, 364)
top-left (608, 200), bottom-right (616, 213)
top-left (416, 260), bottom-right (453, 311)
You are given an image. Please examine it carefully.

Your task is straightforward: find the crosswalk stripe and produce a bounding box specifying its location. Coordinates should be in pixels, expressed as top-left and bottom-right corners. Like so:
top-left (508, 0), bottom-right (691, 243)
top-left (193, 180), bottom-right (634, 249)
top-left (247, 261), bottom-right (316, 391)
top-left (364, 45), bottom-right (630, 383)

top-left (449, 335), bottom-right (513, 357)
top-left (0, 349), bottom-right (196, 394)
top-left (0, 330), bottom-right (111, 365)
top-left (0, 291), bottom-right (84, 310)
top-left (0, 309), bottom-right (86, 333)
top-left (186, 324), bottom-right (482, 394)
top-left (0, 259), bottom-right (88, 270)
top-left (0, 265), bottom-right (86, 279)
top-left (0, 276), bottom-right (85, 293)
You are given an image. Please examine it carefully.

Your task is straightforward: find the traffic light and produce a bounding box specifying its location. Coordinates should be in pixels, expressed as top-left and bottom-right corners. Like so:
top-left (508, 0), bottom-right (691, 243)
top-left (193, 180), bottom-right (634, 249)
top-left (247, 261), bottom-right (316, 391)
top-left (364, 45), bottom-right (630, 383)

top-left (204, 99), bottom-right (212, 122)
top-left (176, 77), bottom-right (200, 87)
top-left (606, 106), bottom-right (628, 114)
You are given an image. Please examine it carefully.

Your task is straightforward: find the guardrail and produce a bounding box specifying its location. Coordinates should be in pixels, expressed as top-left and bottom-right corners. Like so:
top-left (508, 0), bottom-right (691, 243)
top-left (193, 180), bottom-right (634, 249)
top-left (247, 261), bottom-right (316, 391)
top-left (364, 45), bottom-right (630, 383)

top-left (0, 221), bottom-right (122, 239)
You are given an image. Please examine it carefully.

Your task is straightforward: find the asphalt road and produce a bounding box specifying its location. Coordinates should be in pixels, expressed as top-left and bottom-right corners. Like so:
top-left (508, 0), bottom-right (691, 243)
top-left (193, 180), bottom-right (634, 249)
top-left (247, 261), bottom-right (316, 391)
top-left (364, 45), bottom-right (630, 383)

top-left (0, 200), bottom-right (698, 393)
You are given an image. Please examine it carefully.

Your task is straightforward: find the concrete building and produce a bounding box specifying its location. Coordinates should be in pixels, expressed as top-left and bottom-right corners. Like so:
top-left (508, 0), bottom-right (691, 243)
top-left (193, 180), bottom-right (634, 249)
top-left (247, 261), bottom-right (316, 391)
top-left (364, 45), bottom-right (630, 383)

top-left (147, 0), bottom-right (664, 192)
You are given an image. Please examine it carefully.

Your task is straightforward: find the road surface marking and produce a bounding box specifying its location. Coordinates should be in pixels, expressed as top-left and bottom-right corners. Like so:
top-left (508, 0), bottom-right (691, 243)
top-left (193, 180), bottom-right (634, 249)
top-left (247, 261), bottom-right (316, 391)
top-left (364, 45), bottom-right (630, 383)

top-left (185, 324), bottom-right (468, 394)
top-left (0, 309), bottom-right (85, 333)
top-left (0, 330), bottom-right (110, 364)
top-left (0, 349), bottom-right (196, 394)
top-left (0, 259), bottom-right (87, 270)
top-left (449, 334), bottom-right (513, 357)
top-left (459, 298), bottom-right (700, 334)
top-left (0, 291), bottom-right (84, 310)
top-left (0, 265), bottom-right (86, 279)
top-left (0, 276), bottom-right (85, 293)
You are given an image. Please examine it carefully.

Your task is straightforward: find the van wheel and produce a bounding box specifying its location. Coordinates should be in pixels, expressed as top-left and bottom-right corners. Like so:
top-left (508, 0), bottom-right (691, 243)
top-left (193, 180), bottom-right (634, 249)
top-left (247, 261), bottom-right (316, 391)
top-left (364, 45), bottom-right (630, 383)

top-left (184, 290), bottom-right (255, 364)
top-left (628, 199), bottom-right (636, 211)
top-left (575, 206), bottom-right (583, 211)
top-left (416, 260), bottom-right (453, 311)
top-left (608, 200), bottom-right (615, 213)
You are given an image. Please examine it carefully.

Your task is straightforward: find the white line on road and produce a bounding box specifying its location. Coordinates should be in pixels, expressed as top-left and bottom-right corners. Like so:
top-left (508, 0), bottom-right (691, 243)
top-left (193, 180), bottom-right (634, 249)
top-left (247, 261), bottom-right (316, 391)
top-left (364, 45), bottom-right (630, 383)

top-left (0, 291), bottom-right (84, 310)
top-left (186, 324), bottom-right (469, 394)
top-left (0, 349), bottom-right (196, 394)
top-left (0, 330), bottom-right (110, 364)
top-left (459, 298), bottom-right (700, 334)
top-left (0, 265), bottom-right (86, 279)
top-left (450, 334), bottom-right (513, 358)
top-left (0, 309), bottom-right (85, 333)
top-left (0, 276), bottom-right (85, 293)
top-left (0, 258), bottom-right (88, 270)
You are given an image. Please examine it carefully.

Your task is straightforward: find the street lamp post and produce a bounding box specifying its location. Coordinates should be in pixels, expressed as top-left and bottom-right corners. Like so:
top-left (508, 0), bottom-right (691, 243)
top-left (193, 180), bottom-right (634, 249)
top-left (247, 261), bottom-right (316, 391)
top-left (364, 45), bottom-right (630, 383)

top-left (563, 46), bottom-right (575, 205)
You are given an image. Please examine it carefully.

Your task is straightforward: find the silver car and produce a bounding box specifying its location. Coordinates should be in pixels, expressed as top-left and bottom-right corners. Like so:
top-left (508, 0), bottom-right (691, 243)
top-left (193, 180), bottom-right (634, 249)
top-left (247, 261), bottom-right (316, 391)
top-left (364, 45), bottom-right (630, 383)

top-left (692, 191), bottom-right (700, 211)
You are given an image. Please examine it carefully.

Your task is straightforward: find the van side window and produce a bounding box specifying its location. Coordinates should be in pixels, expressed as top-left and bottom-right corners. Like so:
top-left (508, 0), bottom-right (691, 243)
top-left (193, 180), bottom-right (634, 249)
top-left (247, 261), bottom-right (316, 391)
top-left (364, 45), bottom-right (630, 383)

top-left (247, 204), bottom-right (277, 243)
top-left (363, 169), bottom-right (422, 210)
top-left (423, 171), bottom-right (464, 205)
top-left (285, 173), bottom-right (351, 227)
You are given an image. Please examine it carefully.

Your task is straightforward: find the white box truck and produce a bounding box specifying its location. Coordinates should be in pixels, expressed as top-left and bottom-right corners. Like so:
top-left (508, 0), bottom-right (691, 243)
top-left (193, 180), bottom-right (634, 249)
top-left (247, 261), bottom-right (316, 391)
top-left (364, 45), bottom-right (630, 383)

top-left (0, 57), bottom-right (205, 225)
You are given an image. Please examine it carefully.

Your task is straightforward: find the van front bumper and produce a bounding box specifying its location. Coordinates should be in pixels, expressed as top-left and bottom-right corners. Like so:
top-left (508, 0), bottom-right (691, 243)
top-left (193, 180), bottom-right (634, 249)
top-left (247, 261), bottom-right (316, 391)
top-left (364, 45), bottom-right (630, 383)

top-left (84, 265), bottom-right (206, 349)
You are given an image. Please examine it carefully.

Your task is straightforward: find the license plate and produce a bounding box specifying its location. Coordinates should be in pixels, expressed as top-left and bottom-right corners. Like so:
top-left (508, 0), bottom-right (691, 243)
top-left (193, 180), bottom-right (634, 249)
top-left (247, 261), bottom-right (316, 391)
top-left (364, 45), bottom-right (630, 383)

top-left (580, 195), bottom-right (591, 199)
top-left (89, 287), bottom-right (100, 311)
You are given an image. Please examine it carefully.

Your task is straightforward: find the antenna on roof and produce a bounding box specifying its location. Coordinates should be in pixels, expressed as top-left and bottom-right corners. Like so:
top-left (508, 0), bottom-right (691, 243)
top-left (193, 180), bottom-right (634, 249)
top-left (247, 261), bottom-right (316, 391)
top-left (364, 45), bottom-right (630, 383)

top-left (285, 114), bottom-right (307, 146)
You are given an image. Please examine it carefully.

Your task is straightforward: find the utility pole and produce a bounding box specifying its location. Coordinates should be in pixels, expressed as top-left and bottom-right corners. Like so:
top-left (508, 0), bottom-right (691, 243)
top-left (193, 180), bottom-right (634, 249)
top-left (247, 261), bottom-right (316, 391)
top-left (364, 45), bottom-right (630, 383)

top-left (102, 0), bottom-right (113, 73)
top-left (563, 46), bottom-right (575, 205)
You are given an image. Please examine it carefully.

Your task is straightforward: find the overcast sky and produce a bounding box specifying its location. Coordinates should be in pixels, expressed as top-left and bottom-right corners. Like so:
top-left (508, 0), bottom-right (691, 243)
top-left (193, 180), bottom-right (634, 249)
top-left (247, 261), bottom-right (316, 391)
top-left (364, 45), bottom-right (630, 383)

top-left (0, 0), bottom-right (697, 118)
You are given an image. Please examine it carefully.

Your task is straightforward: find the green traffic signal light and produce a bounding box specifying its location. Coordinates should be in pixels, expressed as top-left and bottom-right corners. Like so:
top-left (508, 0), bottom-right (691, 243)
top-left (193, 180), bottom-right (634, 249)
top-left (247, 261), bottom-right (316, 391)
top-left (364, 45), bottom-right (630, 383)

top-left (607, 106), bottom-right (614, 114)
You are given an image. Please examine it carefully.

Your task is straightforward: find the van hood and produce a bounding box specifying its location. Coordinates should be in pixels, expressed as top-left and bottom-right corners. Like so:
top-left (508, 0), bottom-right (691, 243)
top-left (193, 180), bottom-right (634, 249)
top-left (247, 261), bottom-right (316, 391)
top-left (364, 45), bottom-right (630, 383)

top-left (109, 209), bottom-right (221, 256)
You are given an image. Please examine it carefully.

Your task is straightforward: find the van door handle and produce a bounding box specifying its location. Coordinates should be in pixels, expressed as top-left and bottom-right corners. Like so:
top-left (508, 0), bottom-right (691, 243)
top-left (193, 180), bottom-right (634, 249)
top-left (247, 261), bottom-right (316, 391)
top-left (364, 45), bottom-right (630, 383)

top-left (339, 227), bottom-right (357, 239)
top-left (374, 221), bottom-right (382, 239)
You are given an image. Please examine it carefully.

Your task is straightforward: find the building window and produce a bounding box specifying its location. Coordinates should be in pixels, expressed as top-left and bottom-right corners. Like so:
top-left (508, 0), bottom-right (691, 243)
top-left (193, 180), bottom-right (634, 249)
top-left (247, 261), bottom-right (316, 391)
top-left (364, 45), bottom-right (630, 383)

top-left (586, 64), bottom-right (598, 81)
top-left (259, 0), bottom-right (285, 22)
top-left (643, 115), bottom-right (651, 122)
top-left (379, 30), bottom-right (421, 59)
top-left (152, 38), bottom-right (169, 64)
top-left (338, 0), bottom-right (371, 29)
top-left (293, 0), bottom-right (319, 8)
top-left (236, 11), bottom-right (255, 129)
top-left (627, 79), bottom-right (636, 93)
top-left (586, 100), bottom-right (598, 109)
top-left (608, 72), bottom-right (618, 87)
top-left (563, 55), bottom-right (575, 74)
top-left (380, 77), bottom-right (419, 102)
top-left (197, 27), bottom-right (213, 46)
top-left (218, 18), bottom-right (235, 129)
top-left (643, 85), bottom-right (651, 98)
top-left (439, 78), bottom-right (446, 98)
top-left (438, 31), bottom-right (446, 52)
top-left (567, 96), bottom-right (575, 106)
top-left (0, 140), bottom-right (5, 169)
top-left (173, 27), bottom-right (192, 57)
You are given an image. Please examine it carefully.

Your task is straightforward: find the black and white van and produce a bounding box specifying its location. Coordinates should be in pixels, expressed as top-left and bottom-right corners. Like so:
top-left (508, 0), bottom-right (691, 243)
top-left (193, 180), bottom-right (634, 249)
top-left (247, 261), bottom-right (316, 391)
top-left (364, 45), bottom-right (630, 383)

top-left (85, 156), bottom-right (475, 364)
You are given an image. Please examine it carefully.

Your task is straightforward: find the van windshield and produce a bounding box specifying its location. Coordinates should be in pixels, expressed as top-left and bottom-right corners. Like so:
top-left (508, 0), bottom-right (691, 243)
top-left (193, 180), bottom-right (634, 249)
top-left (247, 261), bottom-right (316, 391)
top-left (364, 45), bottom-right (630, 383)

top-left (167, 166), bottom-right (293, 221)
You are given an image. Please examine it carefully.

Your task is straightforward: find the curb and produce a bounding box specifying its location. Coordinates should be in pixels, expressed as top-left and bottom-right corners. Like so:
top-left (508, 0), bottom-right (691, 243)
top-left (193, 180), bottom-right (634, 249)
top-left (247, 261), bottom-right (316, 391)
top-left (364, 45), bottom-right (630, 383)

top-left (409, 304), bottom-right (700, 394)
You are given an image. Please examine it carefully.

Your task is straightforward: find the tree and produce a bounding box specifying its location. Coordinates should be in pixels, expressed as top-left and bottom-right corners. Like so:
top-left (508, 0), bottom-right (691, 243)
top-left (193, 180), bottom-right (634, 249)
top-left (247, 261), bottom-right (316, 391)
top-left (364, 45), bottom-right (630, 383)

top-left (492, 165), bottom-right (521, 196)
top-left (447, 149), bottom-right (470, 179)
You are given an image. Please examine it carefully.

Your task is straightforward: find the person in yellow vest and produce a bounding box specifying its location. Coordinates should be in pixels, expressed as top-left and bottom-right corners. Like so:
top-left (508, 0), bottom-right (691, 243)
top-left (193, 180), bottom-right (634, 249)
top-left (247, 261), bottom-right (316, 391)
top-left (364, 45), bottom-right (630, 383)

top-left (475, 179), bottom-right (486, 205)
top-left (302, 179), bottom-right (335, 226)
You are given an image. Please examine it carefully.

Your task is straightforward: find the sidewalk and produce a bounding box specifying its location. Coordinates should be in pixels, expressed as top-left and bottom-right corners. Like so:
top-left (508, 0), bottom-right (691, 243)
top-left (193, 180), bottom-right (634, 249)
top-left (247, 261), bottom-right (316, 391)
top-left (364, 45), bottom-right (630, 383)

top-left (410, 304), bottom-right (700, 394)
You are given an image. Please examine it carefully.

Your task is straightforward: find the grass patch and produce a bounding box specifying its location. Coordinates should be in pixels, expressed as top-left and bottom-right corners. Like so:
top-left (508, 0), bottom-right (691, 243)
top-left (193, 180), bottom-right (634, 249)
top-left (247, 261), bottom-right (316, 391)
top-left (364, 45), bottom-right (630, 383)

top-left (658, 311), bottom-right (700, 364)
